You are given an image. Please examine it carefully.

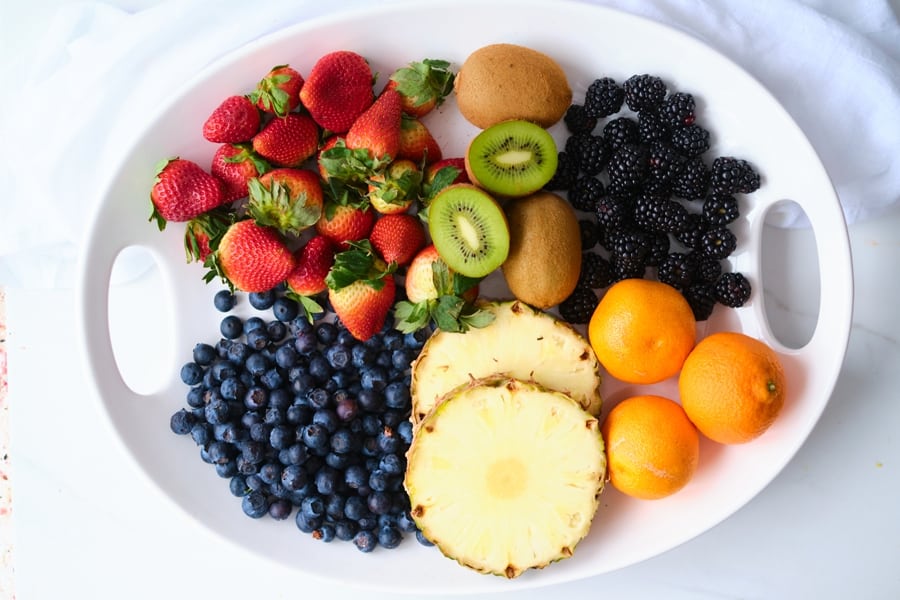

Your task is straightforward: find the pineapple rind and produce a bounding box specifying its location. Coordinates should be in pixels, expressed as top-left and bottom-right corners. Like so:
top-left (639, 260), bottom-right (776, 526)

top-left (410, 300), bottom-right (603, 424)
top-left (405, 376), bottom-right (607, 579)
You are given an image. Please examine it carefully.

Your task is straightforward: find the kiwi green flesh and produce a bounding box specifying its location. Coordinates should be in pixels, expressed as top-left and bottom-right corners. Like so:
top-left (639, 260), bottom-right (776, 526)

top-left (428, 186), bottom-right (510, 278)
top-left (467, 120), bottom-right (558, 197)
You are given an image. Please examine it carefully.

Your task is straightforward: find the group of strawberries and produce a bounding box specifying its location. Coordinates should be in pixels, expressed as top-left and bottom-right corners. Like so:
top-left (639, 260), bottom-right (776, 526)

top-left (149, 50), bottom-right (475, 341)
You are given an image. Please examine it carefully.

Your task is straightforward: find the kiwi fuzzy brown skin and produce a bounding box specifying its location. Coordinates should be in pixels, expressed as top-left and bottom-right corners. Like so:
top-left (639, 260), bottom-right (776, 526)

top-left (454, 43), bottom-right (572, 129)
top-left (502, 191), bottom-right (582, 309)
top-left (464, 120), bottom-right (558, 198)
top-left (427, 183), bottom-right (510, 279)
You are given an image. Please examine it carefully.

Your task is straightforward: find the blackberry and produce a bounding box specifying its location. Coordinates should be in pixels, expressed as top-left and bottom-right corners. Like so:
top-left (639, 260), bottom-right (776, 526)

top-left (606, 144), bottom-right (648, 192)
top-left (710, 156), bottom-right (761, 194)
top-left (584, 77), bottom-right (624, 118)
top-left (576, 135), bottom-right (610, 176)
top-left (645, 231), bottom-right (670, 267)
top-left (563, 104), bottom-right (597, 134)
top-left (594, 192), bottom-right (634, 231)
top-left (633, 195), bottom-right (690, 233)
top-left (565, 132), bottom-right (591, 156)
top-left (683, 282), bottom-right (717, 320)
top-left (568, 176), bottom-right (606, 212)
top-left (674, 213), bottom-right (709, 250)
top-left (698, 227), bottom-right (737, 259)
top-left (671, 156), bottom-right (710, 200)
top-left (612, 255), bottom-right (647, 281)
top-left (638, 110), bottom-right (670, 144)
top-left (702, 193), bottom-right (740, 226)
top-left (579, 252), bottom-right (613, 289)
top-left (715, 272), bottom-right (752, 307)
top-left (693, 252), bottom-right (723, 283)
top-left (558, 284), bottom-right (599, 325)
top-left (602, 117), bottom-right (639, 151)
top-left (579, 219), bottom-right (600, 250)
top-left (657, 252), bottom-right (698, 290)
top-left (670, 124), bottom-right (711, 158)
top-left (544, 151), bottom-right (579, 191)
top-left (659, 92), bottom-right (696, 128)
top-left (623, 74), bottom-right (667, 112)
top-left (647, 141), bottom-right (686, 184)
top-left (610, 228), bottom-right (650, 264)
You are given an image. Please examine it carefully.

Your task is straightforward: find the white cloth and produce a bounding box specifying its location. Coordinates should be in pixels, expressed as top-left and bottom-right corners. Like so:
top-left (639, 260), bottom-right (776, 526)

top-left (1, 0), bottom-right (898, 288)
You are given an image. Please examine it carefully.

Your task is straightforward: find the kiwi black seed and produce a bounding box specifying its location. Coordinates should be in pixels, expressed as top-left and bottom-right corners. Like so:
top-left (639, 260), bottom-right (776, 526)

top-left (427, 184), bottom-right (510, 278)
top-left (465, 120), bottom-right (558, 198)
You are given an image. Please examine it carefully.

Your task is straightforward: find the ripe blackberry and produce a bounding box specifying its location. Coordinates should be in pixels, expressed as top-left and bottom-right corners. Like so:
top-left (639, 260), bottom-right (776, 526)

top-left (568, 176), bottom-right (606, 212)
top-left (683, 282), bottom-right (717, 320)
top-left (645, 231), bottom-right (670, 267)
top-left (563, 104), bottom-right (598, 135)
top-left (612, 255), bottom-right (647, 281)
top-left (670, 124), bottom-right (711, 158)
top-left (579, 218), bottom-right (600, 250)
top-left (607, 144), bottom-right (649, 192)
top-left (565, 132), bottom-right (591, 156)
top-left (647, 141), bottom-right (686, 184)
top-left (623, 74), bottom-right (667, 112)
top-left (702, 193), bottom-right (740, 226)
top-left (710, 156), bottom-right (761, 194)
top-left (576, 135), bottom-right (610, 176)
top-left (698, 227), bottom-right (737, 259)
top-left (584, 77), bottom-right (624, 118)
top-left (544, 151), bottom-right (579, 191)
top-left (638, 110), bottom-right (670, 144)
top-left (715, 272), bottom-right (752, 307)
top-left (671, 156), bottom-right (710, 200)
top-left (693, 252), bottom-right (723, 283)
top-left (633, 195), bottom-right (690, 233)
top-left (594, 192), bottom-right (634, 231)
top-left (603, 117), bottom-right (639, 151)
top-left (659, 92), bottom-right (696, 128)
top-left (579, 252), bottom-right (613, 289)
top-left (558, 284), bottom-right (599, 324)
top-left (610, 227), bottom-right (650, 264)
top-left (674, 213), bottom-right (709, 250)
top-left (657, 252), bottom-right (698, 290)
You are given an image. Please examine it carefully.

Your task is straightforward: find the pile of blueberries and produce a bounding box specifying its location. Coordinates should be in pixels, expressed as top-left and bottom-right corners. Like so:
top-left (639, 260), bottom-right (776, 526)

top-left (169, 287), bottom-right (434, 553)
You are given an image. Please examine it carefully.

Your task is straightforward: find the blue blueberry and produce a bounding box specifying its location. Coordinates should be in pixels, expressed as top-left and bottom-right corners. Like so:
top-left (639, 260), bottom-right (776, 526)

top-left (241, 491), bottom-right (269, 518)
top-left (244, 386), bottom-right (268, 410)
top-left (169, 409), bottom-right (195, 435)
top-left (206, 440), bottom-right (233, 464)
top-left (273, 297), bottom-right (300, 322)
top-left (357, 389), bottom-right (383, 412)
top-left (330, 428), bottom-right (360, 454)
top-left (336, 329), bottom-right (356, 347)
top-left (325, 344), bottom-right (350, 370)
top-left (383, 381), bottom-right (410, 409)
top-left (204, 399), bottom-right (230, 425)
top-left (245, 474), bottom-right (265, 491)
top-left (396, 420), bottom-right (413, 445)
top-left (344, 464), bottom-right (368, 491)
top-left (229, 475), bottom-right (249, 497)
top-left (313, 523), bottom-right (336, 543)
top-left (268, 425), bottom-right (292, 450)
top-left (263, 406), bottom-right (285, 426)
top-left (293, 330), bottom-right (318, 354)
top-left (301, 423), bottom-right (329, 451)
top-left (281, 464), bottom-right (308, 491)
top-left (357, 513), bottom-right (379, 531)
top-left (274, 344), bottom-right (298, 369)
top-left (315, 322), bottom-right (338, 345)
top-left (343, 495), bottom-right (368, 521)
top-left (374, 351), bottom-right (392, 369)
top-left (381, 329), bottom-right (404, 351)
top-left (246, 328), bottom-right (269, 350)
top-left (335, 397), bottom-right (359, 422)
top-left (250, 422), bottom-right (273, 443)
top-left (415, 529), bottom-right (434, 546)
top-left (294, 510), bottom-right (320, 534)
top-left (268, 499), bottom-right (293, 520)
top-left (351, 344), bottom-right (374, 368)
top-left (396, 511), bottom-right (417, 534)
top-left (241, 440), bottom-right (266, 464)
top-left (245, 353), bottom-right (268, 377)
top-left (220, 315), bottom-right (243, 339)
top-left (360, 366), bottom-right (388, 391)
top-left (243, 316), bottom-right (267, 334)
top-left (260, 368), bottom-right (284, 391)
top-left (219, 377), bottom-right (245, 401)
top-left (290, 315), bottom-right (313, 335)
top-left (367, 491), bottom-right (392, 515)
top-left (378, 453), bottom-right (404, 476)
top-left (315, 467), bottom-right (340, 495)
top-left (267, 320), bottom-right (288, 342)
top-left (307, 355), bottom-right (331, 382)
top-left (225, 341), bottom-right (251, 365)
top-left (192, 343), bottom-right (216, 366)
top-left (215, 460), bottom-right (237, 478)
top-left (213, 289), bottom-right (236, 312)
top-left (300, 495), bottom-right (326, 520)
top-left (312, 409), bottom-right (339, 433)
top-left (190, 422), bottom-right (210, 446)
top-left (258, 462), bottom-right (282, 485)
top-left (306, 387), bottom-right (330, 410)
top-left (185, 386), bottom-right (205, 409)
top-left (334, 520), bottom-right (358, 541)
top-left (210, 360), bottom-right (236, 382)
top-left (378, 525), bottom-right (402, 549)
top-left (285, 404), bottom-right (312, 425)
top-left (368, 469), bottom-right (391, 492)
top-left (248, 290), bottom-right (276, 310)
top-left (290, 370), bottom-right (315, 395)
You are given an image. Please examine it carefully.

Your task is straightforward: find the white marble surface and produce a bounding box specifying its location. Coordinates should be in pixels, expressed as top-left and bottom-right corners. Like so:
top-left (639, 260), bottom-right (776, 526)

top-left (4, 1), bottom-right (900, 599)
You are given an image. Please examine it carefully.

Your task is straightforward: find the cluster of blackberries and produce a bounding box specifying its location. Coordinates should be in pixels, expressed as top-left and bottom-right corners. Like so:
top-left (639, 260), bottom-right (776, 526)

top-left (170, 288), bottom-right (435, 553)
top-left (550, 74), bottom-right (759, 324)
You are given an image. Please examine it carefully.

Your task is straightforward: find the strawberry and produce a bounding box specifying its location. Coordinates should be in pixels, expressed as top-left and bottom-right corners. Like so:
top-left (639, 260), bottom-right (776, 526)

top-left (184, 208), bottom-right (232, 263)
top-left (384, 59), bottom-right (455, 118)
top-left (369, 213), bottom-right (426, 266)
top-left (249, 65), bottom-right (304, 117)
top-left (247, 168), bottom-right (323, 236)
top-left (202, 95), bottom-right (261, 143)
top-left (210, 143), bottom-right (270, 201)
top-left (425, 157), bottom-right (469, 186)
top-left (315, 202), bottom-right (375, 249)
top-left (150, 157), bottom-right (228, 229)
top-left (299, 51), bottom-right (374, 133)
top-left (367, 159), bottom-right (421, 215)
top-left (397, 115), bottom-right (442, 164)
top-left (252, 113), bottom-right (319, 167)
top-left (345, 88), bottom-right (402, 161)
top-left (286, 235), bottom-right (336, 296)
top-left (325, 241), bottom-right (397, 341)
top-left (209, 219), bottom-right (295, 292)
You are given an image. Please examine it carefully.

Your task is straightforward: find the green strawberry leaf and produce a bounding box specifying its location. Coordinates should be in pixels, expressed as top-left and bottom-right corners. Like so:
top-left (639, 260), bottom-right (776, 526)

top-left (286, 290), bottom-right (326, 324)
top-left (222, 144), bottom-right (271, 175)
top-left (389, 59), bottom-right (455, 108)
top-left (247, 177), bottom-right (321, 236)
top-left (393, 299), bottom-right (434, 333)
top-left (325, 240), bottom-right (396, 291)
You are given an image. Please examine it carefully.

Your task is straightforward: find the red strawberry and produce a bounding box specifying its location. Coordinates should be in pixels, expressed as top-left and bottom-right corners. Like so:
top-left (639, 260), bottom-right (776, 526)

top-left (345, 88), bottom-right (402, 161)
top-left (252, 113), bottom-right (319, 167)
top-left (367, 159), bottom-right (421, 215)
top-left (369, 213), bottom-right (426, 266)
top-left (184, 208), bottom-right (231, 263)
top-left (211, 143), bottom-right (270, 201)
top-left (150, 158), bottom-right (228, 229)
top-left (286, 235), bottom-right (336, 297)
top-left (250, 65), bottom-right (304, 117)
top-left (425, 157), bottom-right (469, 186)
top-left (299, 51), bottom-right (374, 133)
top-left (315, 202), bottom-right (375, 249)
top-left (404, 244), bottom-right (479, 303)
top-left (325, 241), bottom-right (397, 341)
top-left (317, 135), bottom-right (343, 181)
top-left (384, 59), bottom-right (455, 118)
top-left (247, 168), bottom-right (323, 236)
top-left (397, 115), bottom-right (442, 164)
top-left (210, 219), bottom-right (295, 292)
top-left (202, 95), bottom-right (261, 143)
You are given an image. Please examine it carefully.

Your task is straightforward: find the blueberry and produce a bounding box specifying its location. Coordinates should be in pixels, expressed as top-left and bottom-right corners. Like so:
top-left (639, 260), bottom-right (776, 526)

top-left (245, 474), bottom-right (265, 491)
top-left (240, 411), bottom-right (262, 430)
top-left (268, 425), bottom-right (292, 450)
top-left (382, 410), bottom-right (406, 428)
top-left (249, 290), bottom-right (276, 310)
top-left (274, 344), bottom-right (298, 369)
top-left (245, 353), bottom-right (268, 377)
top-left (244, 386), bottom-right (268, 410)
top-left (379, 453), bottom-right (404, 476)
top-left (391, 348), bottom-right (416, 371)
top-left (306, 387), bottom-right (330, 410)
top-left (236, 455), bottom-right (257, 475)
top-left (206, 440), bottom-right (233, 464)
top-left (268, 499), bottom-right (293, 520)
top-left (294, 330), bottom-right (318, 354)
top-left (344, 495), bottom-right (368, 521)
top-left (204, 399), bottom-right (230, 425)
top-left (246, 328), bottom-right (269, 351)
top-left (295, 510), bottom-right (321, 534)
top-left (378, 525), bottom-right (403, 549)
top-left (360, 367), bottom-right (387, 391)
top-left (241, 440), bottom-right (266, 464)
top-left (229, 475), bottom-right (249, 497)
top-left (312, 409), bottom-right (339, 433)
top-left (383, 381), bottom-right (410, 409)
top-left (381, 330), bottom-right (404, 351)
top-left (335, 397), bottom-right (359, 422)
top-left (263, 406), bottom-right (285, 426)
top-left (324, 451), bottom-right (352, 470)
top-left (315, 467), bottom-right (340, 495)
top-left (300, 495), bottom-right (326, 520)
top-left (260, 368), bottom-right (284, 391)
top-left (368, 469), bottom-right (391, 492)
top-left (243, 316), bottom-right (267, 333)
top-left (375, 351), bottom-right (392, 369)
top-left (330, 428), bottom-right (360, 454)
top-left (281, 464), bottom-right (308, 491)
top-left (190, 422), bottom-right (210, 446)
top-left (273, 297), bottom-right (300, 322)
top-left (315, 322), bottom-right (338, 345)
top-left (290, 371), bottom-right (315, 395)
top-left (258, 462), bottom-right (282, 485)
top-left (213, 289), bottom-right (236, 312)
top-left (285, 404), bottom-right (312, 426)
top-left (324, 493), bottom-right (347, 520)
top-left (215, 460), bottom-right (238, 478)
top-left (361, 414), bottom-right (382, 436)
top-left (301, 423), bottom-right (329, 451)
top-left (396, 420), bottom-right (413, 445)
top-left (225, 341), bottom-right (251, 365)
top-left (192, 343), bottom-right (216, 366)
top-left (335, 329), bottom-right (356, 347)
top-left (290, 315), bottom-right (313, 335)
top-left (351, 344), bottom-right (374, 368)
top-left (415, 529), bottom-right (434, 546)
top-left (241, 491), bottom-right (269, 518)
top-left (219, 377), bottom-right (245, 401)
top-left (396, 511), bottom-right (417, 533)
top-left (220, 315), bottom-right (243, 339)
top-left (186, 386), bottom-right (205, 409)
top-left (313, 523), bottom-right (336, 543)
top-left (307, 355), bottom-right (331, 382)
top-left (325, 345), bottom-right (350, 370)
top-left (344, 464), bottom-right (369, 491)
top-left (330, 370), bottom-right (354, 389)
top-left (210, 361), bottom-right (236, 382)
top-left (169, 409), bottom-right (195, 435)
top-left (403, 329), bottom-right (429, 349)
top-left (357, 389), bottom-right (383, 412)
top-left (267, 320), bottom-right (287, 342)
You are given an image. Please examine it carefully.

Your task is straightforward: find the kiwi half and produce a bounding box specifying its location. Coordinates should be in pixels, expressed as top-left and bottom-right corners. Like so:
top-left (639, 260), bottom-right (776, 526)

top-left (465, 120), bottom-right (558, 198)
top-left (427, 184), bottom-right (510, 278)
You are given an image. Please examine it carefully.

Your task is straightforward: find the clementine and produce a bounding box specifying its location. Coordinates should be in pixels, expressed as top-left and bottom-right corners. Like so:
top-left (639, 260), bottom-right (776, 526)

top-left (600, 394), bottom-right (700, 500)
top-left (679, 331), bottom-right (786, 444)
top-left (588, 278), bottom-right (696, 384)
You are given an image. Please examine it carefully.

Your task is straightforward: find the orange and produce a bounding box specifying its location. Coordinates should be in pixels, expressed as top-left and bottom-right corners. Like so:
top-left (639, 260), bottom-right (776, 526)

top-left (679, 331), bottom-right (786, 444)
top-left (588, 279), bottom-right (696, 384)
top-left (600, 394), bottom-right (700, 500)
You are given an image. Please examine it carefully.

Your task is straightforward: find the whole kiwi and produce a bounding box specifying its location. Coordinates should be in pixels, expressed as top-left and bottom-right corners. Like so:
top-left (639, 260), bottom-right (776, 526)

top-left (454, 43), bottom-right (572, 129)
top-left (502, 191), bottom-right (582, 309)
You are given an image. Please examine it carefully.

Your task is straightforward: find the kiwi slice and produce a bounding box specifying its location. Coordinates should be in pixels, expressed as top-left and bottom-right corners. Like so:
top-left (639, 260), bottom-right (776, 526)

top-left (428, 184), bottom-right (510, 278)
top-left (465, 120), bottom-right (558, 197)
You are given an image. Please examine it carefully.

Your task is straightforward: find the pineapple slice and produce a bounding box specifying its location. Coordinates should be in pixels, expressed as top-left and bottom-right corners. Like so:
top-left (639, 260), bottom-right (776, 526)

top-left (410, 300), bottom-right (602, 424)
top-left (405, 376), bottom-right (606, 578)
